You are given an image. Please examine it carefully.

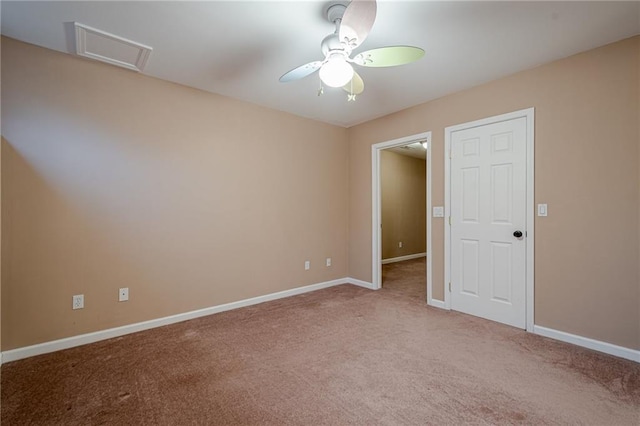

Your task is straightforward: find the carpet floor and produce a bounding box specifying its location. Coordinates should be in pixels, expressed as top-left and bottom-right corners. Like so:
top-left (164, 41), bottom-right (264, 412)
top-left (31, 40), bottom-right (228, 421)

top-left (382, 257), bottom-right (426, 301)
top-left (2, 264), bottom-right (639, 424)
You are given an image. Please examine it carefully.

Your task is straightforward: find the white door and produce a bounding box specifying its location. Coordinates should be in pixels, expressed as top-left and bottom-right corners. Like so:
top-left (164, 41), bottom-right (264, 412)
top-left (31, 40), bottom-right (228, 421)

top-left (450, 117), bottom-right (527, 328)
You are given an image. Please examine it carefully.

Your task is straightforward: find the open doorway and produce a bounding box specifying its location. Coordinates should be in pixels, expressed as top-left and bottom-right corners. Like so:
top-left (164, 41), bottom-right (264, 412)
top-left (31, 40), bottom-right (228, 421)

top-left (371, 132), bottom-right (432, 304)
top-left (380, 143), bottom-right (427, 300)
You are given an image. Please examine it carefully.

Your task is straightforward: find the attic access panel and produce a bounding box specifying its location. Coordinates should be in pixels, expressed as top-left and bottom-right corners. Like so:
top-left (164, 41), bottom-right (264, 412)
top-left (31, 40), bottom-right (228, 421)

top-left (74, 22), bottom-right (152, 72)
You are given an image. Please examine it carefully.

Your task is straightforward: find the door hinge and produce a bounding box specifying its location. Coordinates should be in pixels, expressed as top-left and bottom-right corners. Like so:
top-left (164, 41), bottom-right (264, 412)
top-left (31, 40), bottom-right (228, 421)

top-left (449, 216), bottom-right (452, 226)
top-left (449, 282), bottom-right (452, 292)
top-left (449, 149), bottom-right (452, 159)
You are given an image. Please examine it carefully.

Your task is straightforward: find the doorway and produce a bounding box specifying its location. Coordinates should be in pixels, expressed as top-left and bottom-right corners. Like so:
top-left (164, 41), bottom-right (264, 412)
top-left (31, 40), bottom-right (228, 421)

top-left (444, 108), bottom-right (535, 330)
top-left (371, 132), bottom-right (432, 304)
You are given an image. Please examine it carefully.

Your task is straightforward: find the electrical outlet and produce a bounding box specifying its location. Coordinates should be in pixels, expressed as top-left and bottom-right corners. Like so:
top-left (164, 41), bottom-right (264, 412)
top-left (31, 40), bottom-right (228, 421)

top-left (326, 258), bottom-right (332, 267)
top-left (72, 294), bottom-right (84, 310)
top-left (398, 241), bottom-right (403, 248)
top-left (304, 260), bottom-right (310, 270)
top-left (119, 287), bottom-right (129, 302)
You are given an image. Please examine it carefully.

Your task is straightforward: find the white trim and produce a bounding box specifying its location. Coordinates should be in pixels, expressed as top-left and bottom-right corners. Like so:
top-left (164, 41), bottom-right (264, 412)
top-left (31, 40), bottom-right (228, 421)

top-left (444, 131), bottom-right (451, 310)
top-left (428, 299), bottom-right (447, 310)
top-left (525, 110), bottom-right (535, 332)
top-left (371, 132), bottom-right (432, 302)
top-left (381, 252), bottom-right (426, 265)
top-left (347, 277), bottom-right (376, 290)
top-left (533, 325), bottom-right (640, 363)
top-left (425, 140), bottom-right (435, 308)
top-left (1, 278), bottom-right (351, 364)
top-left (444, 108), bottom-right (535, 329)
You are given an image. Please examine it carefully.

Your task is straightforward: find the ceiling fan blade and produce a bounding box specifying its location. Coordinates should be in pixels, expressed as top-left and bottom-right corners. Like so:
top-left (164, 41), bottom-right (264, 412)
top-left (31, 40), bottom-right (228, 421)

top-left (279, 61), bottom-right (323, 83)
top-left (353, 46), bottom-right (425, 67)
top-left (339, 0), bottom-right (377, 50)
top-left (342, 71), bottom-right (364, 95)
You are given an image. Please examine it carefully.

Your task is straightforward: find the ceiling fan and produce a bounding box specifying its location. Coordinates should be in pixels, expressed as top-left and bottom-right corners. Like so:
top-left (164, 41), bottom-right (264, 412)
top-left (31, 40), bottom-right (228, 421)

top-left (279, 0), bottom-right (424, 101)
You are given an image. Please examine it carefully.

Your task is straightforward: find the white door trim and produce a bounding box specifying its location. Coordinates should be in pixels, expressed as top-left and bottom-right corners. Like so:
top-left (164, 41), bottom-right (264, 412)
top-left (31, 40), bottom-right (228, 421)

top-left (444, 108), bottom-right (535, 331)
top-left (371, 132), bottom-right (433, 305)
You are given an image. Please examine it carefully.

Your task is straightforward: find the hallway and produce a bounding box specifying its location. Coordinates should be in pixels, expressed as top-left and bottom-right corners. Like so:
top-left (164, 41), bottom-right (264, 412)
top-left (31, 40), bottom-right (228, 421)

top-left (381, 257), bottom-right (426, 301)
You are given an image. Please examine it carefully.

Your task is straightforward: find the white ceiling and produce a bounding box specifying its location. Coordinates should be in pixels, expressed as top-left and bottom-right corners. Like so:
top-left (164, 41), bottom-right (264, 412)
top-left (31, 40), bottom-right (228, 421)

top-left (2, 1), bottom-right (639, 127)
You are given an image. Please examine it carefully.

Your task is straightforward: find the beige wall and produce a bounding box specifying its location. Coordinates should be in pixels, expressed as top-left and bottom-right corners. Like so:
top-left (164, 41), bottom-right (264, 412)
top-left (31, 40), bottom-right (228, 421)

top-left (0, 46), bottom-right (3, 358)
top-left (2, 35), bottom-right (639, 354)
top-left (381, 151), bottom-right (426, 260)
top-left (349, 36), bottom-right (640, 350)
top-left (1, 38), bottom-right (349, 350)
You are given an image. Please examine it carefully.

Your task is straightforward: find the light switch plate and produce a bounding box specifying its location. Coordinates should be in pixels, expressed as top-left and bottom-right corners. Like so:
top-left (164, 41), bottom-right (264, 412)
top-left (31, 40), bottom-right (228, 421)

top-left (433, 206), bottom-right (444, 217)
top-left (537, 204), bottom-right (548, 217)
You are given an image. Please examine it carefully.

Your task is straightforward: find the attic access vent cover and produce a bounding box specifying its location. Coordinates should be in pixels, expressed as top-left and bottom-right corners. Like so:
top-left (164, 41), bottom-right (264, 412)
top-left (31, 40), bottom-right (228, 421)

top-left (74, 22), bottom-right (152, 72)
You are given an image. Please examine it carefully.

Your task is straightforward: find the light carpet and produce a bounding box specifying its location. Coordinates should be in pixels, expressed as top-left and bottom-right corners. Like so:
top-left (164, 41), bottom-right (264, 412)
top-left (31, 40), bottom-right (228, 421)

top-left (2, 268), bottom-right (639, 424)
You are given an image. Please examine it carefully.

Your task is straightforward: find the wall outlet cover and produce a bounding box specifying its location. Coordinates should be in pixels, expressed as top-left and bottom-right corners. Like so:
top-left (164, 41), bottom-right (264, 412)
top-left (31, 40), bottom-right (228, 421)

top-left (72, 294), bottom-right (84, 310)
top-left (119, 287), bottom-right (129, 302)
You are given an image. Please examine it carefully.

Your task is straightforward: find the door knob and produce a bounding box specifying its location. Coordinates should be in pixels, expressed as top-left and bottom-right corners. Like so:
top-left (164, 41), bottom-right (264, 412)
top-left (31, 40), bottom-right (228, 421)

top-left (513, 230), bottom-right (523, 238)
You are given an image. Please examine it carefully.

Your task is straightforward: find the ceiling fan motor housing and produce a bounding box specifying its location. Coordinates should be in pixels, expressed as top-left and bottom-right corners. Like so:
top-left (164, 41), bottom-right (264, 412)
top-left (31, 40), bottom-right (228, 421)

top-left (321, 33), bottom-right (348, 56)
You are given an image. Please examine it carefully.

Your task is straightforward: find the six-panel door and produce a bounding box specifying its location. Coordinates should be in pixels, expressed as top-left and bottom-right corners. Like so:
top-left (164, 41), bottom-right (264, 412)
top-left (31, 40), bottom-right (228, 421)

top-left (450, 117), bottom-right (527, 328)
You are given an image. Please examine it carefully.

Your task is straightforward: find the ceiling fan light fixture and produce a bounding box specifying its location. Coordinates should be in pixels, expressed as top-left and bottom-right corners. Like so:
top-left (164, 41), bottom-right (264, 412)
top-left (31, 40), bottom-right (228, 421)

top-left (319, 54), bottom-right (354, 88)
top-left (279, 0), bottom-right (424, 99)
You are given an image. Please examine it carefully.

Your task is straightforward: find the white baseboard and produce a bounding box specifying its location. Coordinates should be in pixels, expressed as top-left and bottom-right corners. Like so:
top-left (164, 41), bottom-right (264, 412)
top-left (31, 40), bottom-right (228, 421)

top-left (347, 277), bottom-right (376, 290)
top-left (427, 298), bottom-right (447, 310)
top-left (381, 252), bottom-right (426, 265)
top-left (16, 281), bottom-right (635, 365)
top-left (1, 277), bottom-right (352, 364)
top-left (533, 325), bottom-right (640, 363)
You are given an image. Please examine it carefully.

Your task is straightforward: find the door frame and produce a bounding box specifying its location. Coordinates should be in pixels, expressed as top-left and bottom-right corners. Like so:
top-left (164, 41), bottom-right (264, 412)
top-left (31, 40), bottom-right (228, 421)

top-left (371, 131), bottom-right (433, 303)
top-left (444, 108), bottom-right (535, 331)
